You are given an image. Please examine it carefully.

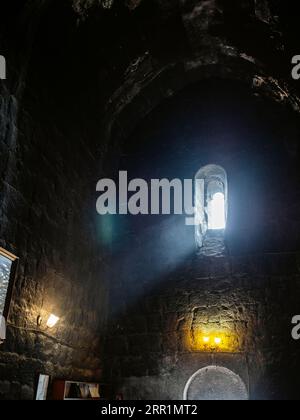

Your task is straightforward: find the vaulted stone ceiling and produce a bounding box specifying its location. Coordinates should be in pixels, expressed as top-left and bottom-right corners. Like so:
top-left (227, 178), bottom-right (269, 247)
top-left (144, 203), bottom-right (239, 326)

top-left (2, 0), bottom-right (300, 129)
top-left (72, 0), bottom-right (143, 13)
top-left (71, 0), bottom-right (273, 19)
top-left (70, 0), bottom-right (278, 26)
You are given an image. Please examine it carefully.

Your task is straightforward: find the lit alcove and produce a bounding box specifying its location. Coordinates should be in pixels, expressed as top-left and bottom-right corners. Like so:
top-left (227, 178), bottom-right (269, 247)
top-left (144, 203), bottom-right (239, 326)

top-left (195, 165), bottom-right (228, 253)
top-left (183, 366), bottom-right (248, 401)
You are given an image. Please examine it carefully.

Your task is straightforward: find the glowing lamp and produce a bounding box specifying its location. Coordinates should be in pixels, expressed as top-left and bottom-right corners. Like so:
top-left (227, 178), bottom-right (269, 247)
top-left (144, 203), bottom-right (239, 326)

top-left (214, 337), bottom-right (222, 345)
top-left (203, 337), bottom-right (210, 343)
top-left (46, 314), bottom-right (60, 329)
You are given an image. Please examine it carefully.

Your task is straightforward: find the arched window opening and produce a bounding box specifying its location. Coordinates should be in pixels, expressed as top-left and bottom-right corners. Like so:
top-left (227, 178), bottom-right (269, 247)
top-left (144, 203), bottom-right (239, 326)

top-left (195, 165), bottom-right (227, 250)
top-left (208, 192), bottom-right (226, 230)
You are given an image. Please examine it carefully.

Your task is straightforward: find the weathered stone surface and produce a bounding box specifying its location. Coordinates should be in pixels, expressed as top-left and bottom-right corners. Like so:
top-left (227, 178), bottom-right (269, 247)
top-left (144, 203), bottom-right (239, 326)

top-left (0, 1), bottom-right (109, 399)
top-left (106, 253), bottom-right (300, 399)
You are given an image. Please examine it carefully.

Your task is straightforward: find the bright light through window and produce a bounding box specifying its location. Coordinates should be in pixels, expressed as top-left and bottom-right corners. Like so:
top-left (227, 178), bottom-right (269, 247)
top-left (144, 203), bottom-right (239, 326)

top-left (208, 192), bottom-right (226, 230)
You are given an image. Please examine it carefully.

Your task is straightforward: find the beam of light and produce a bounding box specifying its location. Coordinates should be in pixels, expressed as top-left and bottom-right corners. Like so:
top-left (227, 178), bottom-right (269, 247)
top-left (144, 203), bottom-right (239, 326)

top-left (108, 215), bottom-right (195, 318)
top-left (208, 192), bottom-right (226, 230)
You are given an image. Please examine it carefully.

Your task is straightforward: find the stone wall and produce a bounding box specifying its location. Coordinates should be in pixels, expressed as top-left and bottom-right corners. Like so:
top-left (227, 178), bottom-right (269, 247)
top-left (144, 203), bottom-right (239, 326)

top-left (107, 253), bottom-right (300, 400)
top-left (0, 1), bottom-right (109, 400)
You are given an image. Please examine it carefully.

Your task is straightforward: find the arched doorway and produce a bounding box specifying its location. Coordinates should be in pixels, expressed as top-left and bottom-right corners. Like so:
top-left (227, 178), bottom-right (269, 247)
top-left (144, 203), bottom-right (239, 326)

top-left (183, 366), bottom-right (248, 400)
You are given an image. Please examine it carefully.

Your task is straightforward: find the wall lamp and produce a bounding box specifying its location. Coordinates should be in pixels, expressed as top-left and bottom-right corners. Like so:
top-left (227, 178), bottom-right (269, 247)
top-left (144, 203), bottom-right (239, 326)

top-left (37, 314), bottom-right (60, 329)
top-left (46, 314), bottom-right (60, 328)
top-left (203, 336), bottom-right (222, 346)
top-left (191, 330), bottom-right (237, 353)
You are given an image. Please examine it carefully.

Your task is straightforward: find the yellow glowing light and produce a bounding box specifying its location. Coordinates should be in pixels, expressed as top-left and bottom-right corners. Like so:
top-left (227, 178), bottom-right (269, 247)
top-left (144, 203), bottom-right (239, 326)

top-left (46, 314), bottom-right (60, 329)
top-left (190, 329), bottom-right (238, 353)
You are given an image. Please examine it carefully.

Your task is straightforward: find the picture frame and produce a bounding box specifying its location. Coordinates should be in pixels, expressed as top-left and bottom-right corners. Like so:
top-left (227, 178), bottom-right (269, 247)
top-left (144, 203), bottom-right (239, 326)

top-left (36, 374), bottom-right (50, 401)
top-left (0, 247), bottom-right (19, 320)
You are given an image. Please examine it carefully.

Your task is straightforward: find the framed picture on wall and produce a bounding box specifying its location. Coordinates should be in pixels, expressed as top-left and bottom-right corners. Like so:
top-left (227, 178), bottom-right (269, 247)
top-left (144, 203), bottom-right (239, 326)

top-left (36, 374), bottom-right (50, 401)
top-left (0, 247), bottom-right (18, 320)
